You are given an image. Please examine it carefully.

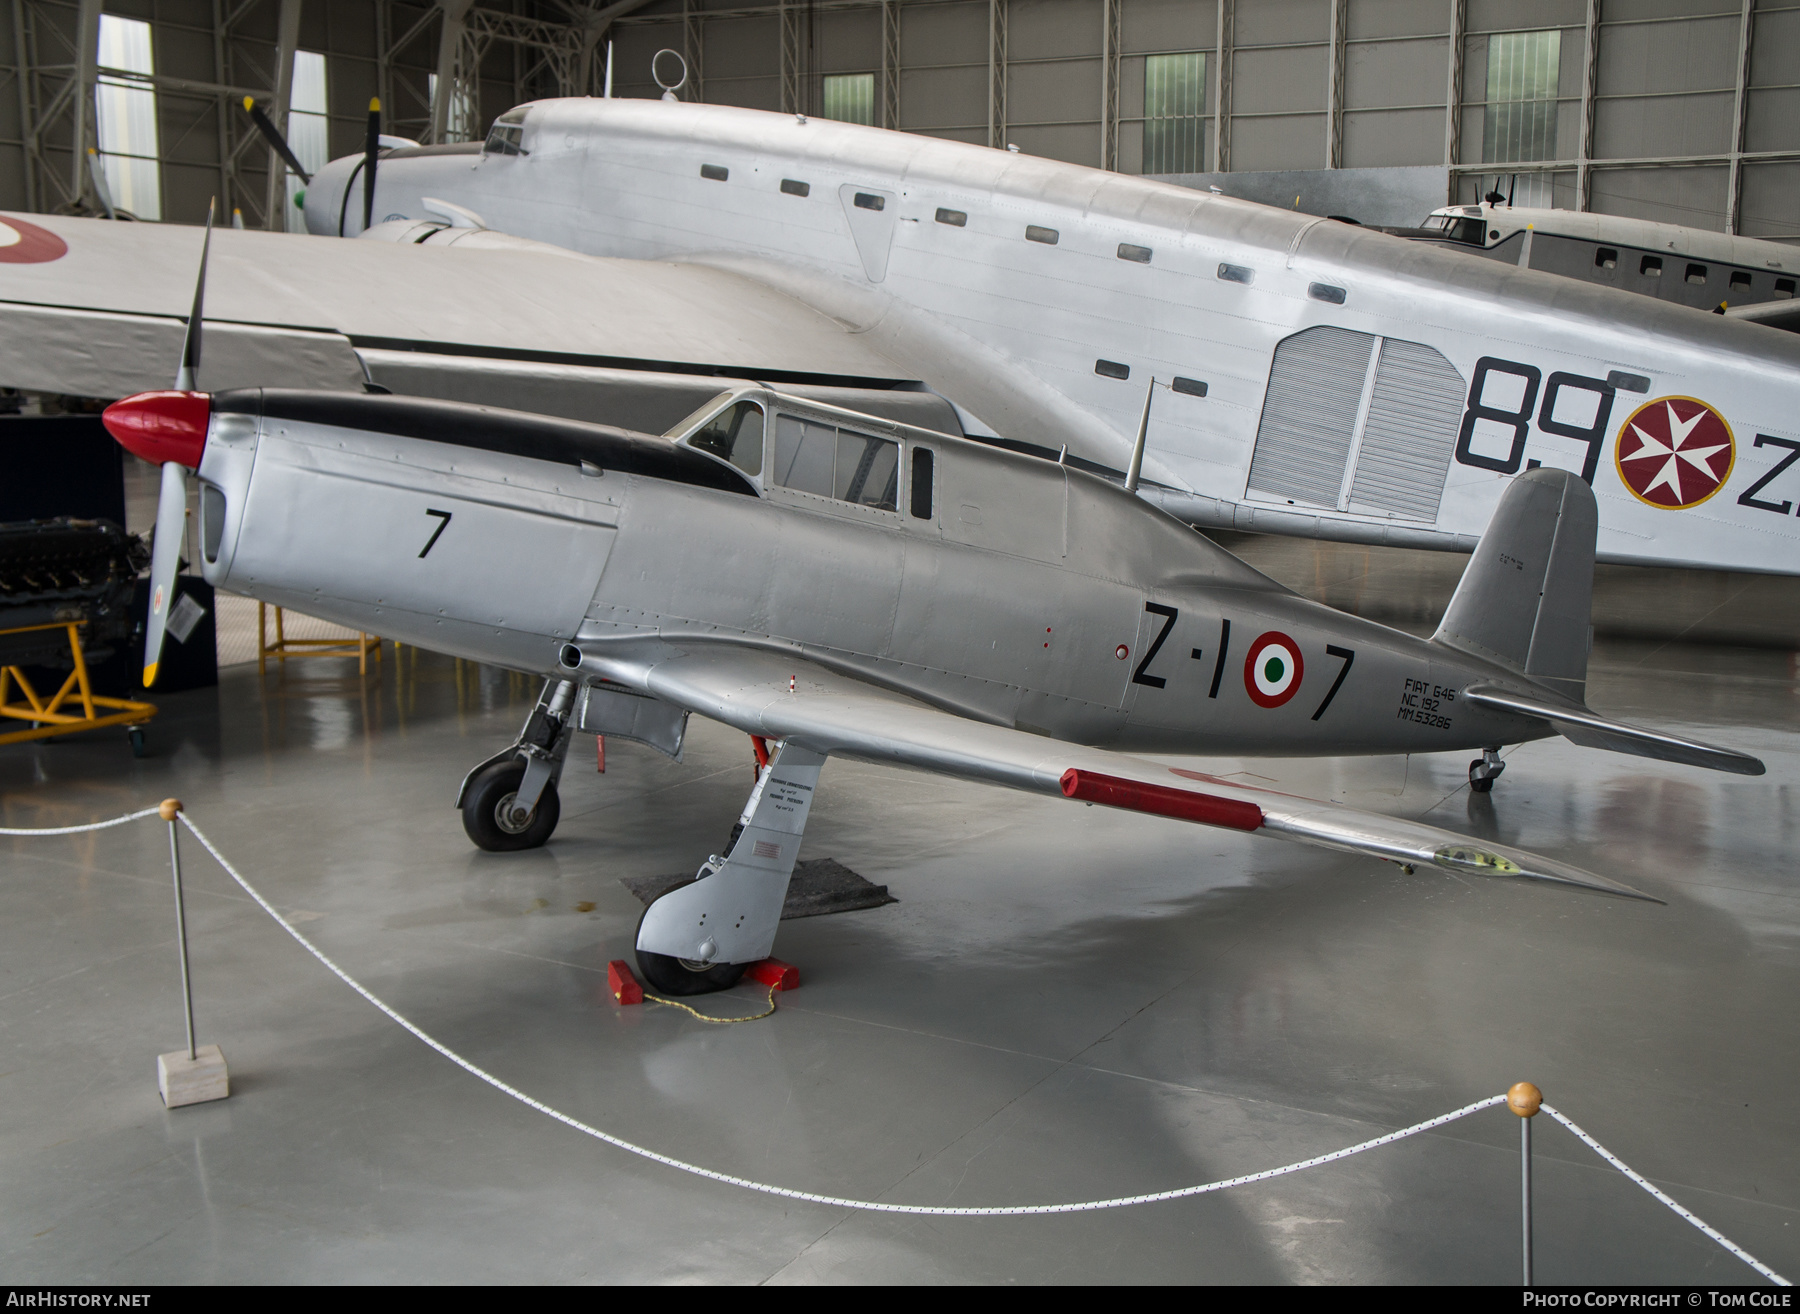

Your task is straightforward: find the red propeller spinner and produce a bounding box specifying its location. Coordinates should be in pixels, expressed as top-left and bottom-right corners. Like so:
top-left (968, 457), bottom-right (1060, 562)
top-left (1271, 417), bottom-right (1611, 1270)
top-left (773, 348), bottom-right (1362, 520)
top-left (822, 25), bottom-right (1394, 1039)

top-left (102, 390), bottom-right (211, 468)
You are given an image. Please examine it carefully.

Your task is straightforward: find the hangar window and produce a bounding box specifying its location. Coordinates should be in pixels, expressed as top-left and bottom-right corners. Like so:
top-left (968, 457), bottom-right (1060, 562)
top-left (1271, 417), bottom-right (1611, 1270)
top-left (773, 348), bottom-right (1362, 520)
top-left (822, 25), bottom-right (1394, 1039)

top-left (911, 448), bottom-right (934, 519)
top-left (1595, 247), bottom-right (1618, 270)
top-left (687, 400), bottom-right (765, 478)
top-left (1729, 271), bottom-right (1752, 293)
top-left (1172, 377), bottom-right (1208, 397)
top-left (935, 208), bottom-right (967, 227)
top-left (1309, 283), bottom-right (1347, 304)
top-left (1026, 225), bottom-right (1059, 245)
top-left (1095, 360), bottom-right (1130, 380)
top-left (1640, 256), bottom-right (1663, 277)
top-left (853, 192), bottom-right (885, 211)
top-left (1483, 30), bottom-right (1560, 175)
top-left (1776, 279), bottom-right (1796, 299)
top-left (1143, 52), bottom-right (1206, 174)
top-left (284, 52), bottom-right (331, 229)
top-left (1117, 243), bottom-right (1152, 263)
top-left (700, 163), bottom-right (729, 181)
top-left (1686, 263), bottom-right (1709, 285)
top-left (822, 72), bottom-right (875, 126)
top-left (95, 16), bottom-right (163, 221)
top-left (781, 179), bottom-right (810, 197)
top-left (1217, 263), bottom-right (1254, 285)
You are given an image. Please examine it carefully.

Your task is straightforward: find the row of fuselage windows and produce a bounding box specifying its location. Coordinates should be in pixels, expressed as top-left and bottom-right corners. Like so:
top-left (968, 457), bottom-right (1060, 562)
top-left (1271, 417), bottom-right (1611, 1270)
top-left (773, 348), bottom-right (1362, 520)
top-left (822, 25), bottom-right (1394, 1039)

top-left (1590, 245), bottom-right (1795, 297)
top-left (687, 399), bottom-right (933, 519)
top-left (694, 161), bottom-right (1334, 304)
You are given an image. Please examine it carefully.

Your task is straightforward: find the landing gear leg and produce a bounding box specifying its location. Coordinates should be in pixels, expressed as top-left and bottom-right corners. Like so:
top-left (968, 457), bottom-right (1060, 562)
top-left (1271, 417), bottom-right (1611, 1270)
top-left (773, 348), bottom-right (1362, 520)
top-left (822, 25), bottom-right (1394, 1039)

top-left (1469, 746), bottom-right (1506, 794)
top-left (459, 678), bottom-right (577, 851)
top-left (635, 739), bottom-right (826, 996)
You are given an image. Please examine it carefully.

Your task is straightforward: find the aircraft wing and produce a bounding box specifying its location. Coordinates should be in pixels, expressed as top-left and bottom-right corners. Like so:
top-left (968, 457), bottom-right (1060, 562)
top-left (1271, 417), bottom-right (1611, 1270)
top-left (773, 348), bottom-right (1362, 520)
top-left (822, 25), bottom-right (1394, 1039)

top-left (585, 640), bottom-right (1658, 902)
top-left (1724, 300), bottom-right (1800, 334)
top-left (0, 213), bottom-right (922, 431)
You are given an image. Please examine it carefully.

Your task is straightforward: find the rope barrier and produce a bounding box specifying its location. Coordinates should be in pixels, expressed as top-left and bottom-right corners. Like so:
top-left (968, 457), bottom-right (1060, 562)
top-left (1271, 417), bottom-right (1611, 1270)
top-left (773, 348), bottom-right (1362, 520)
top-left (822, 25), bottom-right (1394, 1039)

top-left (1543, 1106), bottom-right (1791, 1286)
top-left (6, 806), bottom-right (1795, 1278)
top-left (0, 806), bottom-right (161, 835)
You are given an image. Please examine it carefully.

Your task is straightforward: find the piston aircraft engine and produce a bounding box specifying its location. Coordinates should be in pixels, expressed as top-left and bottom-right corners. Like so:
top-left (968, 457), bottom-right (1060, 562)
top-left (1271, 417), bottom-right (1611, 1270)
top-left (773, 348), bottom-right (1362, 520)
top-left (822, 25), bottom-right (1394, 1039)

top-left (303, 97), bottom-right (1800, 578)
top-left (99, 247), bottom-right (1764, 995)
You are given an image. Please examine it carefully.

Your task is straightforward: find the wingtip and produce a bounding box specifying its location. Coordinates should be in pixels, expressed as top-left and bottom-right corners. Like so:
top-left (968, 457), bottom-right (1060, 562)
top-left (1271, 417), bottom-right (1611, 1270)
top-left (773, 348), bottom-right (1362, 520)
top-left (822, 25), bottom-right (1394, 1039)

top-left (142, 661), bottom-right (158, 689)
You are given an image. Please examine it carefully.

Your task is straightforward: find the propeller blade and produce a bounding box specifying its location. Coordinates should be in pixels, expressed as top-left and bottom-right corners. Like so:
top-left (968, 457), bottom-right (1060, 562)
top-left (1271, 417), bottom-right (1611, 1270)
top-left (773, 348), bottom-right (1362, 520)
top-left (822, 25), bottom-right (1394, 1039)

top-left (174, 203), bottom-right (214, 391)
top-left (143, 459), bottom-right (188, 687)
top-left (362, 97), bottom-right (381, 233)
top-left (241, 96), bottom-right (312, 184)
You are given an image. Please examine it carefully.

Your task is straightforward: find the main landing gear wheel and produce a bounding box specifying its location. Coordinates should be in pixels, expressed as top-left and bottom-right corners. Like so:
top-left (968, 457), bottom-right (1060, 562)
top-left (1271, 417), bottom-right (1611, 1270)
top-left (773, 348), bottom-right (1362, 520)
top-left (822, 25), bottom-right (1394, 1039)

top-left (461, 758), bottom-right (560, 851)
top-left (634, 903), bottom-right (747, 996)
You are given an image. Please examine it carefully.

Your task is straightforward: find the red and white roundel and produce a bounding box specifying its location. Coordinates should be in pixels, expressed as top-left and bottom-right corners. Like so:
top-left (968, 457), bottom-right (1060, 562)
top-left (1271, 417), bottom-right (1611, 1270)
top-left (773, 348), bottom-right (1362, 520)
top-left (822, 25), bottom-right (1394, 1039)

top-left (0, 217), bottom-right (68, 263)
top-left (1243, 631), bottom-right (1304, 708)
top-left (1615, 396), bottom-right (1735, 510)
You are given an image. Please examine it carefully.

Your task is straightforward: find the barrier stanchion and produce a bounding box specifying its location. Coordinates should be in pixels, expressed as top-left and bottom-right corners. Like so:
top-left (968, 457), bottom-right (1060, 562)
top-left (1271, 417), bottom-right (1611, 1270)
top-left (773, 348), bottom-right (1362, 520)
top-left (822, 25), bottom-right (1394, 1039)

top-left (1510, 1081), bottom-right (1543, 1286)
top-left (154, 798), bottom-right (228, 1108)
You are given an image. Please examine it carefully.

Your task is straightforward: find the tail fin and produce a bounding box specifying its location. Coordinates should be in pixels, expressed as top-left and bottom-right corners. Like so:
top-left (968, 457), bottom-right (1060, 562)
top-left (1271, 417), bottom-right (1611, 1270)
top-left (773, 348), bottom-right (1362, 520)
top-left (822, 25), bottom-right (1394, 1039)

top-left (1432, 467), bottom-right (1596, 700)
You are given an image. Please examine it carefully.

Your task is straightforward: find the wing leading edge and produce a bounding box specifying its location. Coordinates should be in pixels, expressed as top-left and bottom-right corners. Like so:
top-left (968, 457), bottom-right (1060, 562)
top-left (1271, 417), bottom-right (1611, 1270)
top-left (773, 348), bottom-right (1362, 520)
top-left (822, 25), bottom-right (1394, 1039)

top-left (584, 640), bottom-right (1659, 903)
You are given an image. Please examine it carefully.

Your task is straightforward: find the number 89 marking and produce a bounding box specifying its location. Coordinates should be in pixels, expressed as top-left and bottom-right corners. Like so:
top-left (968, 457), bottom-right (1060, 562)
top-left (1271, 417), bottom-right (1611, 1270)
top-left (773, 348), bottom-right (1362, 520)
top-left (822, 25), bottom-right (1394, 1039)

top-left (1454, 357), bottom-right (1616, 484)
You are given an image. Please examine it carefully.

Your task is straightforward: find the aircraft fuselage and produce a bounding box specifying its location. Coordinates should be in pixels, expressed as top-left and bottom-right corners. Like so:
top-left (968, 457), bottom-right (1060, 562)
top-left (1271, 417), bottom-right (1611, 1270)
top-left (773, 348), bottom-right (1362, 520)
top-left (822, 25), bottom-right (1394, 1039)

top-left (196, 387), bottom-right (1546, 759)
top-left (308, 99), bottom-right (1800, 578)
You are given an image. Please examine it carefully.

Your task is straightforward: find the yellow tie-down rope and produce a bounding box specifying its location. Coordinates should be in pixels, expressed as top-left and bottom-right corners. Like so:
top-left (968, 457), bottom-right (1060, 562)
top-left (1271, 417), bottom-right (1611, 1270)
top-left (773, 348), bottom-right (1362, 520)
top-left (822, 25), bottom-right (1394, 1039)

top-left (645, 983), bottom-right (779, 1024)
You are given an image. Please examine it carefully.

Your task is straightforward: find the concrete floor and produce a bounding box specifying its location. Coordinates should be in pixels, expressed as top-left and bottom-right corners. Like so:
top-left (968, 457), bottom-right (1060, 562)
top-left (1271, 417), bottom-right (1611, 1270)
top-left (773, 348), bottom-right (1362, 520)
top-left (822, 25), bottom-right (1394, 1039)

top-left (3, 558), bottom-right (1797, 1283)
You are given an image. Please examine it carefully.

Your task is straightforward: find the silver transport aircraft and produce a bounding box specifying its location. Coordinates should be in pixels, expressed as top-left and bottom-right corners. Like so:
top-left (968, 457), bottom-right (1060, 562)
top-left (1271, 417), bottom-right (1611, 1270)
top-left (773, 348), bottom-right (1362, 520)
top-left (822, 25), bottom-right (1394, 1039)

top-left (98, 239), bottom-right (1764, 996)
top-left (301, 98), bottom-right (1800, 579)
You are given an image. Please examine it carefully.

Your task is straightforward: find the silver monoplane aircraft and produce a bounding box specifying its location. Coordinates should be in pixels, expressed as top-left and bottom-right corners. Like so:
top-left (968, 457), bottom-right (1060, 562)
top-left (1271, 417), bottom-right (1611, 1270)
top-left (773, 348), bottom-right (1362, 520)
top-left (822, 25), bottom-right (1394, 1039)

top-left (304, 97), bottom-right (1800, 578)
top-left (99, 247), bottom-right (1764, 996)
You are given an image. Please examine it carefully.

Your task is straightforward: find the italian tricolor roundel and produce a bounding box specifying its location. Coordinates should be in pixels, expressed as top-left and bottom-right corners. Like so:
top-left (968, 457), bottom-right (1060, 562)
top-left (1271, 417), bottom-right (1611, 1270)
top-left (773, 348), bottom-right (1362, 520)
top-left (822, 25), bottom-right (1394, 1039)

top-left (1243, 631), bottom-right (1304, 708)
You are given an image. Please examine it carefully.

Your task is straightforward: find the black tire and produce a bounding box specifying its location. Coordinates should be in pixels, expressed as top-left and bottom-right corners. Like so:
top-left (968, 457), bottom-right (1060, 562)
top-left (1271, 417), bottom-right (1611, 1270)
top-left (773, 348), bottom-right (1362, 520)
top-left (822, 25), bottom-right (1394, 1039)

top-left (461, 759), bottom-right (560, 852)
top-left (1468, 759), bottom-right (1495, 794)
top-left (127, 727), bottom-right (146, 758)
top-left (634, 901), bottom-right (748, 996)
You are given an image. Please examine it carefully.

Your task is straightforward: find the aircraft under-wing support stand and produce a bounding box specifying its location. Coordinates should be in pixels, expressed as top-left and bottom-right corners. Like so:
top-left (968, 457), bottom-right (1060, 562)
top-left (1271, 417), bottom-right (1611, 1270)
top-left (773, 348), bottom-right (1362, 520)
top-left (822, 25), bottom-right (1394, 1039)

top-left (634, 739), bottom-right (828, 995)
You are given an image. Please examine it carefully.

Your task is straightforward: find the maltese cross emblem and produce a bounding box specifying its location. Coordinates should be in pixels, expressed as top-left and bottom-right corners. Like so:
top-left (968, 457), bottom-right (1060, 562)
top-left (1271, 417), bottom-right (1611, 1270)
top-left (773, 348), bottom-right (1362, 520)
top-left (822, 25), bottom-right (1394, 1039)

top-left (1615, 396), bottom-right (1735, 510)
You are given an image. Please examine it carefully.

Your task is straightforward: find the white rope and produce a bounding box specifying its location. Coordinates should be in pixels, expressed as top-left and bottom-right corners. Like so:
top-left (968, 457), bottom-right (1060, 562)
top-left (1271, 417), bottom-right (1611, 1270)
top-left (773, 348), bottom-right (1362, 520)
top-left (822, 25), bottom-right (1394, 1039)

top-left (10, 805), bottom-right (1797, 1263)
top-left (0, 807), bottom-right (162, 835)
top-left (176, 809), bottom-right (1501, 1215)
top-left (1543, 1105), bottom-right (1791, 1286)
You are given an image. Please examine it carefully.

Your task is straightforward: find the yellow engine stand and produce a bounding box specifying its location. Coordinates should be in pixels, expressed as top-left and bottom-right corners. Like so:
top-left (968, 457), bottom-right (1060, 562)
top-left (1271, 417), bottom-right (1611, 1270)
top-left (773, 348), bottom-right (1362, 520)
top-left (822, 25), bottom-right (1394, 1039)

top-left (0, 620), bottom-right (156, 746)
top-left (257, 602), bottom-right (383, 675)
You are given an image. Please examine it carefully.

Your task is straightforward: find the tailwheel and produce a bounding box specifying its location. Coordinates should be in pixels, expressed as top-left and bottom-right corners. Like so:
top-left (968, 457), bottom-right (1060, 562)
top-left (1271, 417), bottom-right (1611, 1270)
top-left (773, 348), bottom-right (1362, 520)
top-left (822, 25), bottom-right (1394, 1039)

top-left (461, 758), bottom-right (560, 851)
top-left (634, 900), bottom-right (746, 996)
top-left (1468, 747), bottom-right (1506, 794)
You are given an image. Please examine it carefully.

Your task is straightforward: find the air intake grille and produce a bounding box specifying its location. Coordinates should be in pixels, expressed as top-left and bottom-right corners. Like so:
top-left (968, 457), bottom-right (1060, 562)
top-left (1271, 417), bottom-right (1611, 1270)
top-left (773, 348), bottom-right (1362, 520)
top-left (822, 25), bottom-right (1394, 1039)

top-left (1349, 338), bottom-right (1465, 521)
top-left (1247, 326), bottom-right (1465, 523)
top-left (1246, 326), bottom-right (1371, 508)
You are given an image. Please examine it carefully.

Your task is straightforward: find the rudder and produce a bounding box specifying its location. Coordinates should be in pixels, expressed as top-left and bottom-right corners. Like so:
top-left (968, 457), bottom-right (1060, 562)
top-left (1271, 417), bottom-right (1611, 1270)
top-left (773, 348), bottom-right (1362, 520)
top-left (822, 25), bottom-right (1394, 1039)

top-left (1431, 468), bottom-right (1597, 700)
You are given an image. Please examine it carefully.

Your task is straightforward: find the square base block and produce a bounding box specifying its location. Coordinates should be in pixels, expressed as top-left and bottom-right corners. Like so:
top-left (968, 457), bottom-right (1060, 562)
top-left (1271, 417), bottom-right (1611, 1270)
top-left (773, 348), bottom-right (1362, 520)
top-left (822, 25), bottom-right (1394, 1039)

top-left (158, 1044), bottom-right (229, 1108)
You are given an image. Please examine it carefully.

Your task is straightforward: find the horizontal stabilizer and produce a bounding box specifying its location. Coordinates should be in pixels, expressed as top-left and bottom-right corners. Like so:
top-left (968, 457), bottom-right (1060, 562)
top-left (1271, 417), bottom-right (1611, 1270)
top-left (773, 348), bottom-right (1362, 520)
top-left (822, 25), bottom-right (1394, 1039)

top-left (1464, 684), bottom-right (1765, 776)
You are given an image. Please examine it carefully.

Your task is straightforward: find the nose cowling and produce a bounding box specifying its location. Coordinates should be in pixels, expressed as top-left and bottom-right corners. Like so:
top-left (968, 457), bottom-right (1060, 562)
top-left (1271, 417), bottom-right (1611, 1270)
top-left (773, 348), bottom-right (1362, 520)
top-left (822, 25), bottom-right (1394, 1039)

top-left (102, 391), bottom-right (211, 468)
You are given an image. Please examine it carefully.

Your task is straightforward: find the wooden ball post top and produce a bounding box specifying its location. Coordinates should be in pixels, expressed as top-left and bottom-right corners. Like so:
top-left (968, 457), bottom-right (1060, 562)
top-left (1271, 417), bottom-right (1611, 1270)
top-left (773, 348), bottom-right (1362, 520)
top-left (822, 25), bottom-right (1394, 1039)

top-left (1508, 1081), bottom-right (1543, 1117)
top-left (159, 798), bottom-right (182, 822)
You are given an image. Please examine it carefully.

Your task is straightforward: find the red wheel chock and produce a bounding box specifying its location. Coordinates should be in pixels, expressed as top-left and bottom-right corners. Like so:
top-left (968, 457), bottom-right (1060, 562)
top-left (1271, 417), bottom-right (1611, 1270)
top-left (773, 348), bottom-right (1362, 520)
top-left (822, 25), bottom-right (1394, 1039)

top-left (745, 958), bottom-right (799, 991)
top-left (607, 960), bottom-right (643, 1005)
top-left (608, 957), bottom-right (798, 1007)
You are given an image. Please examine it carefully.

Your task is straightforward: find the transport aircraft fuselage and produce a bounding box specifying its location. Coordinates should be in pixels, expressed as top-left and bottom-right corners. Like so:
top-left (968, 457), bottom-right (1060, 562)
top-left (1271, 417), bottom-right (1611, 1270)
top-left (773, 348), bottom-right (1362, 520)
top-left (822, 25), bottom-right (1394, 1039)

top-left (308, 99), bottom-right (1800, 578)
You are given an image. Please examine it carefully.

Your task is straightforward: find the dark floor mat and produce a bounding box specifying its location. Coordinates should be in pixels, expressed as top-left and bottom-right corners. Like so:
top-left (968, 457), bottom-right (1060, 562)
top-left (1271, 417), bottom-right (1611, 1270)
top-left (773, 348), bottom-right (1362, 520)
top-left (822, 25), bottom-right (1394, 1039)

top-left (620, 858), bottom-right (897, 920)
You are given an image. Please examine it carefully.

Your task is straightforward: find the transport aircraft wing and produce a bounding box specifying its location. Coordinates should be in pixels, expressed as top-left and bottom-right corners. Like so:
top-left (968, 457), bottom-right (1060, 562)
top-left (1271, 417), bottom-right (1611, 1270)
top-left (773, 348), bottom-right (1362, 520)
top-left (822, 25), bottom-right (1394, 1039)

top-left (0, 212), bottom-right (932, 432)
top-left (583, 640), bottom-right (1658, 903)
